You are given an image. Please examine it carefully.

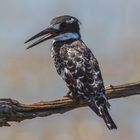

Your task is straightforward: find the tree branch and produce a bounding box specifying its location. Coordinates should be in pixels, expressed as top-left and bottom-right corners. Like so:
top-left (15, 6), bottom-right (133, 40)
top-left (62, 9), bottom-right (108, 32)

top-left (0, 81), bottom-right (140, 127)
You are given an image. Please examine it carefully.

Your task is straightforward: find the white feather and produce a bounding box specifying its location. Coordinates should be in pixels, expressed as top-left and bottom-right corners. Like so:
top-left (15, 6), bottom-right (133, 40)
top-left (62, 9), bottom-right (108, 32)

top-left (66, 18), bottom-right (75, 24)
top-left (53, 33), bottom-right (79, 43)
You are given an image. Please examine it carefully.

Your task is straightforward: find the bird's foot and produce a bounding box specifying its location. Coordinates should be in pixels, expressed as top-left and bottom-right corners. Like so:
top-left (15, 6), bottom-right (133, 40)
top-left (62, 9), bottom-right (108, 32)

top-left (109, 84), bottom-right (116, 92)
top-left (63, 91), bottom-right (81, 104)
top-left (63, 91), bottom-right (73, 99)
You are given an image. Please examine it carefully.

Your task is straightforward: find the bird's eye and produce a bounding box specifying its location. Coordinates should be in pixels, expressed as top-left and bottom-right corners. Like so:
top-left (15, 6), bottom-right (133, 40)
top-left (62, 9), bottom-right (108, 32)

top-left (65, 18), bottom-right (75, 24)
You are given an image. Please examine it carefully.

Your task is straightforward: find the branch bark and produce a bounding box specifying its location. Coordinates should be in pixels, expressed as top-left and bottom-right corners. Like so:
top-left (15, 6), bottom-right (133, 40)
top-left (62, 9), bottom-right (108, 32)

top-left (0, 81), bottom-right (140, 127)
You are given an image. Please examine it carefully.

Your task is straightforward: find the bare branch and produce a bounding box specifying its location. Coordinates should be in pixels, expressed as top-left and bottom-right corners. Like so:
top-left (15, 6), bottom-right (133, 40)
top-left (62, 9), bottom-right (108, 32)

top-left (0, 81), bottom-right (140, 127)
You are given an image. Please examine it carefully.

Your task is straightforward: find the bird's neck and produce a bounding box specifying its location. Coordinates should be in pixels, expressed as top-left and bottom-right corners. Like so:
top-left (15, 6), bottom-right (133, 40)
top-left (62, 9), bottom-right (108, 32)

top-left (52, 32), bottom-right (81, 44)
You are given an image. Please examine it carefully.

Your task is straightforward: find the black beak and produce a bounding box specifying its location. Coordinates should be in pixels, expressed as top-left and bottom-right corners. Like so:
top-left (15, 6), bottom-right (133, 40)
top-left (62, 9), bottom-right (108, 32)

top-left (25, 27), bottom-right (58, 49)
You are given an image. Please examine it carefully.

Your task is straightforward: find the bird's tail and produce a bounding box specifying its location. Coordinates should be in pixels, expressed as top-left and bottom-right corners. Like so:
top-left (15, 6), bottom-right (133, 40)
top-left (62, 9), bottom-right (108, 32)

top-left (88, 102), bottom-right (117, 130)
top-left (100, 106), bottom-right (117, 130)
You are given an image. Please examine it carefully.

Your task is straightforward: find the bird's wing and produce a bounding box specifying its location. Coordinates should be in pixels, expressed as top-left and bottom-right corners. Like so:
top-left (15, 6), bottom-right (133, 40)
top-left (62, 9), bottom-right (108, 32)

top-left (60, 40), bottom-right (111, 118)
top-left (60, 41), bottom-right (107, 101)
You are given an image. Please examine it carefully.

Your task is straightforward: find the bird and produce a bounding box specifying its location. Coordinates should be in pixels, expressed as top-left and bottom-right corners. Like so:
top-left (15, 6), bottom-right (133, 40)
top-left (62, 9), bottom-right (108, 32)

top-left (25, 15), bottom-right (117, 130)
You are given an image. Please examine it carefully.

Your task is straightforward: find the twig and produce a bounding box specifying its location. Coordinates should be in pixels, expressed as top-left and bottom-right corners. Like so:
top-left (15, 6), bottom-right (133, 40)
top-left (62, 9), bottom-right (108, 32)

top-left (0, 81), bottom-right (140, 127)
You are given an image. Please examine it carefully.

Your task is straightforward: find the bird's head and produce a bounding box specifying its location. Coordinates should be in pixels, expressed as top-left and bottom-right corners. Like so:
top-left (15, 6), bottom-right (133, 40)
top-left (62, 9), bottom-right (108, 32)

top-left (25, 15), bottom-right (81, 49)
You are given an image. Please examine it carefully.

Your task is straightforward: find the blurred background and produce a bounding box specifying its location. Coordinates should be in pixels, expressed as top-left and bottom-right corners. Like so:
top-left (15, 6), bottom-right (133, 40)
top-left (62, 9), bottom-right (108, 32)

top-left (0, 0), bottom-right (140, 140)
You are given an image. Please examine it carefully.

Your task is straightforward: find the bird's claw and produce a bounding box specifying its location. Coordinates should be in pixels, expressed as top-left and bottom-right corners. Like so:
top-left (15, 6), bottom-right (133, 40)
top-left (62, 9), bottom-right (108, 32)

top-left (63, 91), bottom-right (73, 98)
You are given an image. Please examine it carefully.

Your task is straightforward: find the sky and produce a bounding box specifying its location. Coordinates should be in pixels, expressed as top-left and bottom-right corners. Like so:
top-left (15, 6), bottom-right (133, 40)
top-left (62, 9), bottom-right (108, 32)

top-left (0, 0), bottom-right (140, 140)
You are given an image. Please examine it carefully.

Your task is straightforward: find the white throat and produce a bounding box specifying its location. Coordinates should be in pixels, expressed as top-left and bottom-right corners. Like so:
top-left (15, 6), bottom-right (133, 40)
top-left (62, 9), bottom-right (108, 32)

top-left (53, 32), bottom-right (79, 43)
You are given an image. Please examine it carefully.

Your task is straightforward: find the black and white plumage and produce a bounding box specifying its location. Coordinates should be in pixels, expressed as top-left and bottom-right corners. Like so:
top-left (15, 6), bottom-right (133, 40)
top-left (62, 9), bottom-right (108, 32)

top-left (25, 15), bottom-right (117, 130)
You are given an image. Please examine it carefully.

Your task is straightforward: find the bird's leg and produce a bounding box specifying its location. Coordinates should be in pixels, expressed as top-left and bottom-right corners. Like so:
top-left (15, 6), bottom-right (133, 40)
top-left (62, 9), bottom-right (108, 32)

top-left (71, 93), bottom-right (83, 104)
top-left (63, 91), bottom-right (81, 104)
top-left (63, 90), bottom-right (73, 98)
top-left (107, 85), bottom-right (116, 92)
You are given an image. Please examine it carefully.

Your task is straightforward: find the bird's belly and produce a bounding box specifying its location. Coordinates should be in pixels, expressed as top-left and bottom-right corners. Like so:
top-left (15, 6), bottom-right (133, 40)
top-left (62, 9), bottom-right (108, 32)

top-left (52, 54), bottom-right (95, 100)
